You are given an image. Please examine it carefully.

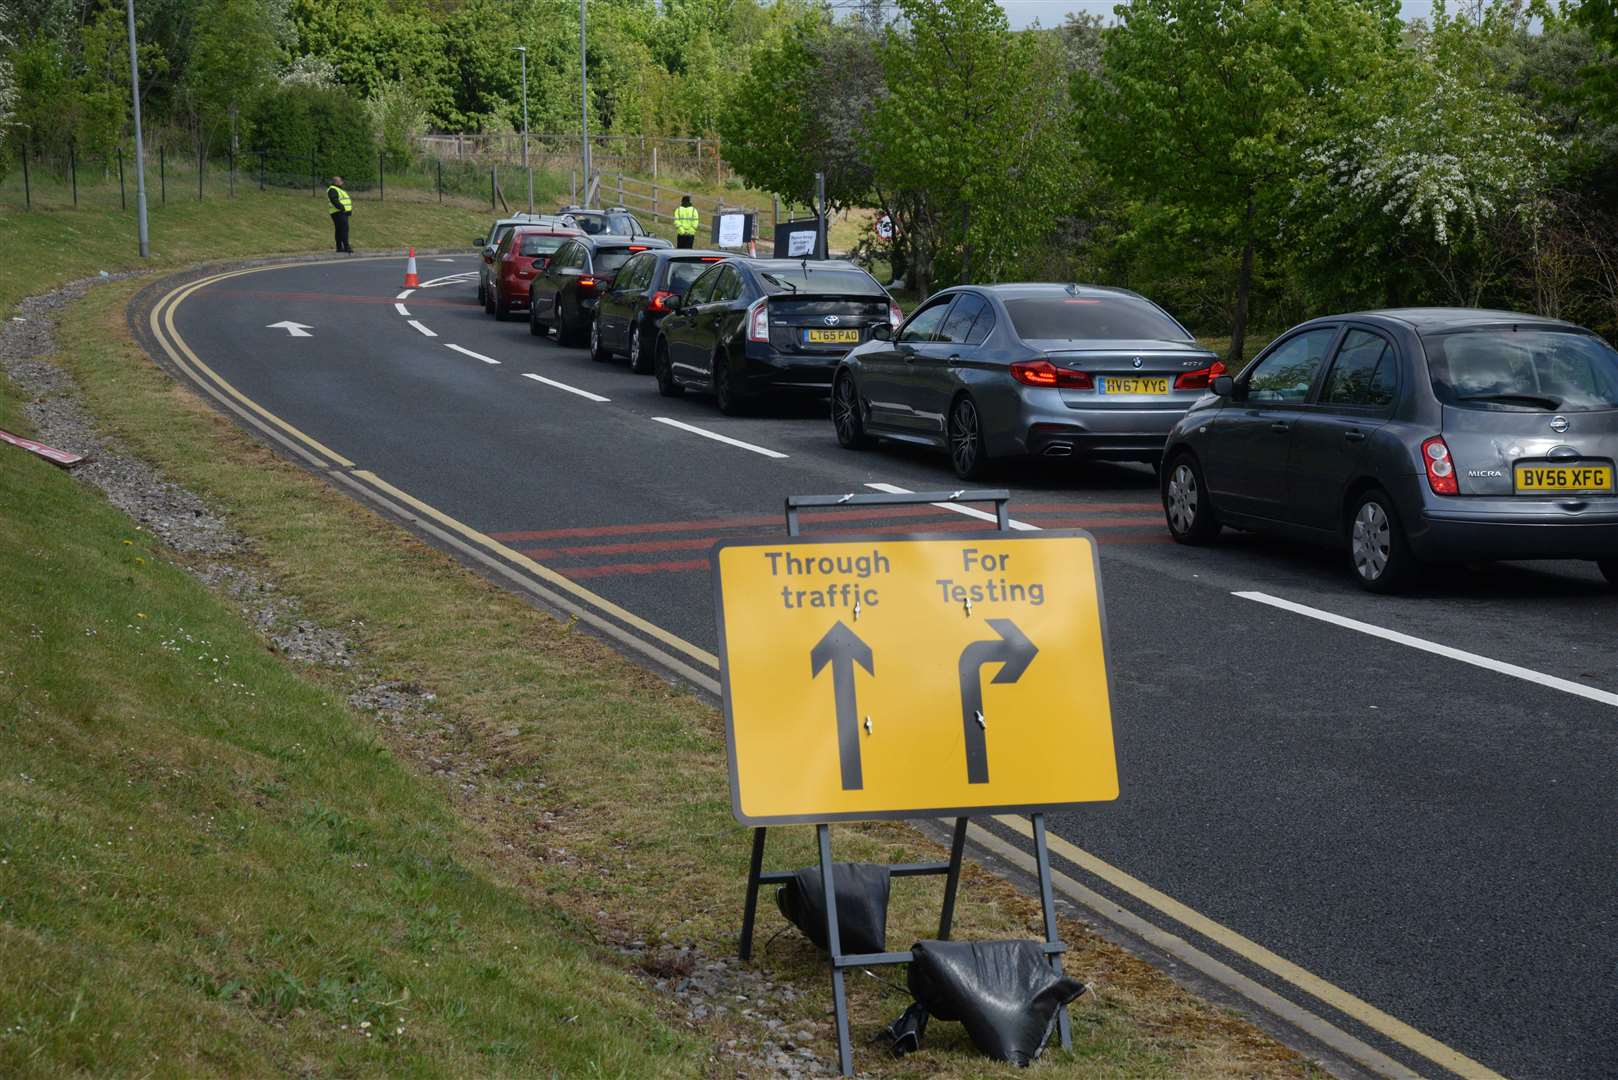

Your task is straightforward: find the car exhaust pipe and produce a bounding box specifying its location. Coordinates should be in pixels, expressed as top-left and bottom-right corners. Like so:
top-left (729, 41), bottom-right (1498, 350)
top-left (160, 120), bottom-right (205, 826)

top-left (1042, 443), bottom-right (1074, 458)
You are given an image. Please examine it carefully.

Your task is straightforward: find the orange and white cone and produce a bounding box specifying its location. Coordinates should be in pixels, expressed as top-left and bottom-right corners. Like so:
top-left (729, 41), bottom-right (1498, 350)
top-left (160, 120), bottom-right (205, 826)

top-left (403, 248), bottom-right (419, 288)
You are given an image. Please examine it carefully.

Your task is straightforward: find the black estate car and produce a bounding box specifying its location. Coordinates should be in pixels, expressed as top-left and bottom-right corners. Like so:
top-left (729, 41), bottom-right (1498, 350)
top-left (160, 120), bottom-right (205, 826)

top-left (589, 247), bottom-right (728, 373)
top-left (653, 259), bottom-right (899, 414)
top-left (529, 235), bottom-right (670, 347)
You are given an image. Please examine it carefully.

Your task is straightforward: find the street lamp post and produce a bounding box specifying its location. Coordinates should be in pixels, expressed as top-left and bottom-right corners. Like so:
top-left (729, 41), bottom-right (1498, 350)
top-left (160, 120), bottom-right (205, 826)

top-left (579, 0), bottom-right (591, 207)
top-left (124, 0), bottom-right (150, 257)
top-left (516, 45), bottom-right (532, 216)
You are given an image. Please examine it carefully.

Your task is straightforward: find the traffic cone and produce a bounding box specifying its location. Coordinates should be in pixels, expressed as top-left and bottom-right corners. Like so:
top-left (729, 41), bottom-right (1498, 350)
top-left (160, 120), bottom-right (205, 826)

top-left (403, 248), bottom-right (419, 288)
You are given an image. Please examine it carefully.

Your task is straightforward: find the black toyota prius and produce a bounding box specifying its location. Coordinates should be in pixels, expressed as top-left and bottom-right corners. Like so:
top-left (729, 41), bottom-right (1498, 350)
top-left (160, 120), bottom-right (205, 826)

top-left (653, 258), bottom-right (901, 414)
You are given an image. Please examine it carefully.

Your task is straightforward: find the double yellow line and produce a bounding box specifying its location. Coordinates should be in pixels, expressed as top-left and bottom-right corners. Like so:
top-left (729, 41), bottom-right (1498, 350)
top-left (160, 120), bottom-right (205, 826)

top-left (147, 261), bottom-right (1508, 1080)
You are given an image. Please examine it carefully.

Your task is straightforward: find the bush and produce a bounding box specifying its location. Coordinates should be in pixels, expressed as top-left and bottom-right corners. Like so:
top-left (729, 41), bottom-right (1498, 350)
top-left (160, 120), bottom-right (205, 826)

top-left (247, 84), bottom-right (375, 187)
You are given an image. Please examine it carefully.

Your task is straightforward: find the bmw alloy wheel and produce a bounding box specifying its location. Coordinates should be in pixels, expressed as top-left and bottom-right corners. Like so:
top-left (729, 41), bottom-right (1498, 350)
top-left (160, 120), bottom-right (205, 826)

top-left (1351, 500), bottom-right (1391, 582)
top-left (948, 397), bottom-right (983, 478)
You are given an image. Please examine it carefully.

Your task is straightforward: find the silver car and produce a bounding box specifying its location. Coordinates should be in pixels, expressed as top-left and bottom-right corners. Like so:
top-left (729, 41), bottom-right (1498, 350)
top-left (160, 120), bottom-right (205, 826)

top-left (831, 283), bottom-right (1222, 478)
top-left (1161, 308), bottom-right (1618, 591)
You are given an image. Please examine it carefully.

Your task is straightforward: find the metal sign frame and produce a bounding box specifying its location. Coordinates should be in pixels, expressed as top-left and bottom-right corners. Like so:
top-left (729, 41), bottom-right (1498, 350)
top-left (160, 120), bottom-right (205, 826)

top-left (730, 489), bottom-right (1077, 1076)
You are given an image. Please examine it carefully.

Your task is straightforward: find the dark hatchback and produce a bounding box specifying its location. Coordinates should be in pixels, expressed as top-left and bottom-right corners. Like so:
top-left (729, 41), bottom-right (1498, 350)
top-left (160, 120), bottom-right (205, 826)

top-left (654, 259), bottom-right (900, 414)
top-left (589, 247), bottom-right (728, 373)
top-left (1162, 308), bottom-right (1618, 591)
top-left (530, 235), bottom-right (670, 346)
top-left (833, 284), bottom-right (1221, 478)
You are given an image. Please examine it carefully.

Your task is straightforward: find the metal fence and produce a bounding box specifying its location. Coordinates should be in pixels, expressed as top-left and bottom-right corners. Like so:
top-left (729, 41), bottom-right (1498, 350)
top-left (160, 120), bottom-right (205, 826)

top-left (0, 136), bottom-right (559, 213)
top-left (418, 132), bottom-right (728, 187)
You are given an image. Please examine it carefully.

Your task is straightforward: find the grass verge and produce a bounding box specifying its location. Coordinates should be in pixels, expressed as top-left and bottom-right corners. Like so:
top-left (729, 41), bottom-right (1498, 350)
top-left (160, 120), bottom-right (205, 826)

top-left (3, 194), bottom-right (1321, 1075)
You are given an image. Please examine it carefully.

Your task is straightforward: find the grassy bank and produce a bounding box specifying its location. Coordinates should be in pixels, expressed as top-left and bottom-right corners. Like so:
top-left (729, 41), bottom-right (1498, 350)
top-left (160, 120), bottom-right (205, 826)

top-left (1, 195), bottom-right (1318, 1076)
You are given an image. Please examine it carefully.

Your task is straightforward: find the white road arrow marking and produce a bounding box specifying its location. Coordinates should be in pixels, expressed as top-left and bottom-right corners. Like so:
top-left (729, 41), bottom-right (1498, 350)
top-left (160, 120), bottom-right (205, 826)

top-left (266, 321), bottom-right (313, 338)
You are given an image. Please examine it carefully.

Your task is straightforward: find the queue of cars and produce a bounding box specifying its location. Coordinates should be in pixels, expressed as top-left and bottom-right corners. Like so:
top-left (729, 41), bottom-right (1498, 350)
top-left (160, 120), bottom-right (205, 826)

top-left (473, 212), bottom-right (1618, 593)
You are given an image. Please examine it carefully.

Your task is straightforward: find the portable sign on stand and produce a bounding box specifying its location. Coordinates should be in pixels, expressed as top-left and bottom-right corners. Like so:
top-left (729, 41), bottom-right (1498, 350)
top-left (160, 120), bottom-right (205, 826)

top-left (710, 489), bottom-right (1119, 1075)
top-left (711, 209), bottom-right (754, 249)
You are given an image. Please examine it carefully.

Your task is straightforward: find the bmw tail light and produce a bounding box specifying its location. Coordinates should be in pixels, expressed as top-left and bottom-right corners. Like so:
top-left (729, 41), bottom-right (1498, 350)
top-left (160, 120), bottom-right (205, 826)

top-left (647, 290), bottom-right (678, 314)
top-left (889, 303), bottom-right (903, 330)
top-left (1422, 436), bottom-right (1458, 494)
top-left (1010, 359), bottom-right (1094, 390)
top-left (1174, 360), bottom-right (1227, 390)
top-left (747, 298), bottom-right (770, 343)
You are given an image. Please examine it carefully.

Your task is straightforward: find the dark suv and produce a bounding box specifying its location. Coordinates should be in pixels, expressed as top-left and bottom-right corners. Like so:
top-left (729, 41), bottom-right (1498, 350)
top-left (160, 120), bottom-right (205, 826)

top-left (556, 206), bottom-right (649, 238)
top-left (530, 235), bottom-right (671, 346)
top-left (590, 248), bottom-right (728, 372)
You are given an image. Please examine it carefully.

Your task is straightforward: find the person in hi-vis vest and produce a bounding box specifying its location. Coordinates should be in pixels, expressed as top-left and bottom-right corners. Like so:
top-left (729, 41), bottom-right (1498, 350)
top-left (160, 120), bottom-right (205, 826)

top-left (327, 177), bottom-right (354, 253)
top-left (673, 195), bottom-right (699, 249)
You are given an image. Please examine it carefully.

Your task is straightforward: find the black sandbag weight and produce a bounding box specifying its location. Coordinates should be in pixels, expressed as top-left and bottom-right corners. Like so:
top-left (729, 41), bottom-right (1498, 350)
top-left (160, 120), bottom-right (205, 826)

top-left (776, 862), bottom-right (892, 956)
top-left (905, 939), bottom-right (1089, 1066)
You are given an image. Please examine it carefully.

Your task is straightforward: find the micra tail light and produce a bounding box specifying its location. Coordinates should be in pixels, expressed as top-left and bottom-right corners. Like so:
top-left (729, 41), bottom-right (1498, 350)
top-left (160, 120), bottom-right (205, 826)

top-left (1010, 359), bottom-right (1094, 390)
top-left (647, 290), bottom-right (678, 314)
top-left (747, 297), bottom-right (770, 343)
top-left (1422, 435), bottom-right (1458, 494)
top-left (889, 303), bottom-right (903, 331)
top-left (1174, 359), bottom-right (1227, 390)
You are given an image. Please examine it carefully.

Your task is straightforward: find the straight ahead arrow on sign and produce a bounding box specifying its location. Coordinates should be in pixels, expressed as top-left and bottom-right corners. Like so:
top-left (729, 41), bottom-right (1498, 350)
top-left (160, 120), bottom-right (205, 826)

top-left (266, 321), bottom-right (313, 337)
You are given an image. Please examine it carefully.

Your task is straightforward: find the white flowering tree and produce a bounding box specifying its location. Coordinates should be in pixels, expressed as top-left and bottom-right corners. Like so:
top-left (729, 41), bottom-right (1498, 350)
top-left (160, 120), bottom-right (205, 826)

top-left (1313, 40), bottom-right (1551, 248)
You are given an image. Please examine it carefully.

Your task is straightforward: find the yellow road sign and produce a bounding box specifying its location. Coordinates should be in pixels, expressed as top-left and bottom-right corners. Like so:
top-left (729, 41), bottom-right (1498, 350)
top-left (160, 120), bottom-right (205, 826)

top-left (712, 531), bottom-right (1118, 825)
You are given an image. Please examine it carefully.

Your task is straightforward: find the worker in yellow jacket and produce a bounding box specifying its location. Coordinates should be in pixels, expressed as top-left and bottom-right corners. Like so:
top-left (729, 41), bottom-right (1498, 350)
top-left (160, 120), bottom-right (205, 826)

top-left (674, 195), bottom-right (699, 249)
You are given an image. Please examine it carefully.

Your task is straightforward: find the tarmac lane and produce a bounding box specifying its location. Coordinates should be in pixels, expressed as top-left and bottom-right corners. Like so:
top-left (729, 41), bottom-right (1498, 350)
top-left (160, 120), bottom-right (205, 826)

top-left (155, 254), bottom-right (1618, 1080)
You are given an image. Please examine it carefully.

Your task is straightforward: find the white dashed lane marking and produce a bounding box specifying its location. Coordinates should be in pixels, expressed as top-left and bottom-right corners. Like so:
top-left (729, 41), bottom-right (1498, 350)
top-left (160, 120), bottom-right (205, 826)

top-left (407, 320), bottom-right (438, 338)
top-left (651, 417), bottom-right (787, 459)
top-left (521, 372), bottom-right (610, 403)
top-left (446, 344), bottom-right (500, 366)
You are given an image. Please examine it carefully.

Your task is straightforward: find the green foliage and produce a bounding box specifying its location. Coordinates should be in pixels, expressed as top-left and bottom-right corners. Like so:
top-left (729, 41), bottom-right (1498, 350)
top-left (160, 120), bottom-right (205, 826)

top-left (1077, 0), bottom-right (1405, 360)
top-left (869, 0), bottom-right (1082, 292)
top-left (246, 83), bottom-right (375, 184)
top-left (720, 15), bottom-right (878, 210)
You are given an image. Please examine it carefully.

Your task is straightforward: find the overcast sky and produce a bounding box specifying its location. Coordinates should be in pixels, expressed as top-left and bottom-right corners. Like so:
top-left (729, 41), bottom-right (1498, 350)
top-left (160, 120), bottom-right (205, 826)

top-left (999, 0), bottom-right (1440, 30)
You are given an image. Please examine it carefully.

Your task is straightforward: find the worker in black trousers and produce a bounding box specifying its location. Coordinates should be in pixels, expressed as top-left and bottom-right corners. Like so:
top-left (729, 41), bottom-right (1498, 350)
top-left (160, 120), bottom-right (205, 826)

top-left (327, 176), bottom-right (354, 253)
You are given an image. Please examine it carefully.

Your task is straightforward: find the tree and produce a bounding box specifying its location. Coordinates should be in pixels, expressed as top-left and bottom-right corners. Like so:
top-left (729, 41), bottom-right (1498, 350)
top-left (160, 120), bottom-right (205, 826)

top-left (867, 0), bottom-right (1080, 292)
top-left (720, 16), bottom-right (880, 211)
top-left (1080, 0), bottom-right (1405, 363)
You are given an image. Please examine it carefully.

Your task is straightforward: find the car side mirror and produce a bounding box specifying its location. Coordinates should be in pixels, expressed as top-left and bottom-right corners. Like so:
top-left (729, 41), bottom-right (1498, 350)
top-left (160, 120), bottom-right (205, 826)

top-left (475, 236), bottom-right (486, 247)
top-left (870, 324), bottom-right (893, 341)
top-left (1211, 374), bottom-right (1235, 397)
top-left (665, 294), bottom-right (683, 311)
top-left (536, 256), bottom-right (551, 270)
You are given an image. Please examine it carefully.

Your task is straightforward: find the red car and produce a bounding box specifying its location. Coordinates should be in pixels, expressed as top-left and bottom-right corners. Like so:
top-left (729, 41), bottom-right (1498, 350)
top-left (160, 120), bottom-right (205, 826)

top-left (487, 225), bottom-right (581, 320)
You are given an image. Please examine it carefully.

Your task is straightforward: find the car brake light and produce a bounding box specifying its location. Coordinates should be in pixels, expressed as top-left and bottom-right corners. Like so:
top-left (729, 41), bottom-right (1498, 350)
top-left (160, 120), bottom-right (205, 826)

top-left (628, 245), bottom-right (648, 252)
top-left (1174, 360), bottom-right (1227, 390)
top-left (1422, 435), bottom-right (1458, 494)
top-left (1010, 359), bottom-right (1094, 390)
top-left (889, 303), bottom-right (903, 330)
top-left (578, 276), bottom-right (596, 289)
top-left (700, 256), bottom-right (724, 262)
top-left (747, 298), bottom-right (770, 343)
top-left (647, 290), bottom-right (678, 314)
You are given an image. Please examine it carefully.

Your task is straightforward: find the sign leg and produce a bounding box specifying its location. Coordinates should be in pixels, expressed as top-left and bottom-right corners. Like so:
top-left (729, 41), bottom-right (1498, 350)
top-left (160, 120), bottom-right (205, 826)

top-left (818, 824), bottom-right (854, 1077)
top-left (739, 827), bottom-right (767, 961)
top-left (937, 816), bottom-right (969, 939)
top-left (1031, 814), bottom-right (1072, 1050)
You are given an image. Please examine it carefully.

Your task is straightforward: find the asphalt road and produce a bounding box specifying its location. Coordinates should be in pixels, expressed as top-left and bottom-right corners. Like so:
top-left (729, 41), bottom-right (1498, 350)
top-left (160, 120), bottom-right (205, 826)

top-left (160, 254), bottom-right (1618, 1080)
